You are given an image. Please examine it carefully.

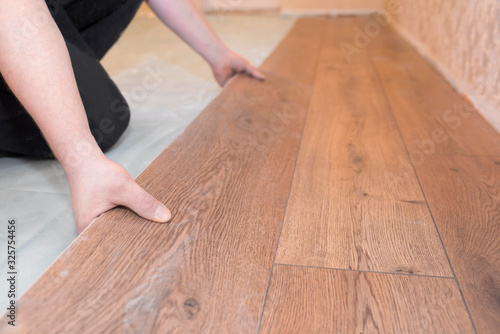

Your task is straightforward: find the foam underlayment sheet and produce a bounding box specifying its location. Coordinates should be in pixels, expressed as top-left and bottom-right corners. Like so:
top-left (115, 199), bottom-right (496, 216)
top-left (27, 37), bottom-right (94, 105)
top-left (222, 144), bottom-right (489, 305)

top-left (0, 14), bottom-right (295, 306)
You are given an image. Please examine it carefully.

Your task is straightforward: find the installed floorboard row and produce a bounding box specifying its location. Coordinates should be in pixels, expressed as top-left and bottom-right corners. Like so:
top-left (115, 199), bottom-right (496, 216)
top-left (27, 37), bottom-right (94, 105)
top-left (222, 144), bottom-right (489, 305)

top-left (369, 24), bottom-right (500, 157)
top-left (260, 17), bottom-right (326, 86)
top-left (368, 19), bottom-right (500, 333)
top-left (1, 19), bottom-right (324, 333)
top-left (260, 265), bottom-right (474, 334)
top-left (415, 156), bottom-right (500, 333)
top-left (275, 17), bottom-right (452, 276)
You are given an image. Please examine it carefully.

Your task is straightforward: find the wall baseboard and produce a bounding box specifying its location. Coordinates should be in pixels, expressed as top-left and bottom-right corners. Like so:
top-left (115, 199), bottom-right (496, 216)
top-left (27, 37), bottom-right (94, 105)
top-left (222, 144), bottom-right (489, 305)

top-left (205, 0), bottom-right (279, 12)
top-left (280, 9), bottom-right (376, 17)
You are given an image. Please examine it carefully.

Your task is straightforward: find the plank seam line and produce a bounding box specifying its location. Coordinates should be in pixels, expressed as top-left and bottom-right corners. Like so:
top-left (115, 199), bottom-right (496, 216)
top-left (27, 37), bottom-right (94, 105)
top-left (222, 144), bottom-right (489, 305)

top-left (255, 19), bottom-right (327, 334)
top-left (439, 154), bottom-right (500, 158)
top-left (274, 263), bottom-right (455, 279)
top-left (368, 51), bottom-right (478, 333)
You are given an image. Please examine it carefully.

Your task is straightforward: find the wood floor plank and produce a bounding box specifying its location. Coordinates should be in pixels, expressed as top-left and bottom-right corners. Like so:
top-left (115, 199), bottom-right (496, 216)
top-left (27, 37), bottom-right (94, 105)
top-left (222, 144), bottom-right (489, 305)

top-left (370, 27), bottom-right (500, 157)
top-left (275, 18), bottom-right (452, 276)
top-left (260, 17), bottom-right (327, 86)
top-left (0, 18), bottom-right (326, 332)
top-left (415, 156), bottom-right (500, 333)
top-left (259, 265), bottom-right (475, 334)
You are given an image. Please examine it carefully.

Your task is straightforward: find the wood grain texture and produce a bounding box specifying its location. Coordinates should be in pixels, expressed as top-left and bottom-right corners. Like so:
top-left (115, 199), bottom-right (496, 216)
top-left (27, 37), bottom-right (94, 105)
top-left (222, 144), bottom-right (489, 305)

top-left (415, 156), bottom-right (500, 333)
top-left (0, 17), bottom-right (327, 332)
top-left (260, 17), bottom-right (326, 85)
top-left (370, 27), bottom-right (500, 156)
top-left (259, 265), bottom-right (475, 334)
top-left (275, 18), bottom-right (452, 276)
top-left (5, 16), bottom-right (498, 333)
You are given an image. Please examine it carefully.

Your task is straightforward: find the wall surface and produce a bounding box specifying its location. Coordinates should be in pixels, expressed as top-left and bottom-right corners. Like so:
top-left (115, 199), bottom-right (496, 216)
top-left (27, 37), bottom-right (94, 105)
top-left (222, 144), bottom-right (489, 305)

top-left (389, 0), bottom-right (500, 132)
top-left (205, 0), bottom-right (280, 12)
top-left (141, 1), bottom-right (204, 12)
top-left (281, 0), bottom-right (385, 15)
top-left (203, 0), bottom-right (385, 14)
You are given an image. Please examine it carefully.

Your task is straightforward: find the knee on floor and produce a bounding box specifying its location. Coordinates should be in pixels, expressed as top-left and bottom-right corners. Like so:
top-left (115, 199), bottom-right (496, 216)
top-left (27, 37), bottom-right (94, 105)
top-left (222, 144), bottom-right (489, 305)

top-left (89, 96), bottom-right (131, 153)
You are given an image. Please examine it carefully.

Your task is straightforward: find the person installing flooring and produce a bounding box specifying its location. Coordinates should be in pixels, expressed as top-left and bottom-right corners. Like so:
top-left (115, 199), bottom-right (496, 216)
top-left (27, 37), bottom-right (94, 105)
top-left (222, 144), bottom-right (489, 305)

top-left (0, 0), bottom-right (265, 233)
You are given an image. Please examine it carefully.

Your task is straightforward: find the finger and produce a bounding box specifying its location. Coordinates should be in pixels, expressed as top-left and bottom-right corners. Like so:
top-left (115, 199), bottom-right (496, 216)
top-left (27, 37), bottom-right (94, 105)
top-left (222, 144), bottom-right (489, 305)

top-left (214, 68), bottom-right (232, 87)
top-left (77, 215), bottom-right (100, 234)
top-left (215, 72), bottom-right (226, 87)
top-left (222, 69), bottom-right (238, 87)
top-left (220, 75), bottom-right (230, 87)
top-left (74, 201), bottom-right (117, 234)
top-left (120, 181), bottom-right (171, 223)
top-left (245, 64), bottom-right (265, 80)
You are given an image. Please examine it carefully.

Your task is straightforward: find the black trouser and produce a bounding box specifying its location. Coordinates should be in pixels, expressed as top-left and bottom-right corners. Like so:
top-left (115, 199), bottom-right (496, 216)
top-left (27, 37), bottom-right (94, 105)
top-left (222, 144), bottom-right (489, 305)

top-left (0, 0), bottom-right (144, 158)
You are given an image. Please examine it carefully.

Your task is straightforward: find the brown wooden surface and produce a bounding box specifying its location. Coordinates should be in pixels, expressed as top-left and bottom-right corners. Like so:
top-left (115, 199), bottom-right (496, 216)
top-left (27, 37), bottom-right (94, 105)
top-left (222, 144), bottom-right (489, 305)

top-left (260, 17), bottom-right (326, 85)
top-left (260, 265), bottom-right (475, 333)
top-left (5, 16), bottom-right (500, 333)
top-left (370, 29), bottom-right (500, 157)
top-left (275, 18), bottom-right (452, 276)
top-left (2, 18), bottom-right (324, 333)
top-left (415, 156), bottom-right (500, 333)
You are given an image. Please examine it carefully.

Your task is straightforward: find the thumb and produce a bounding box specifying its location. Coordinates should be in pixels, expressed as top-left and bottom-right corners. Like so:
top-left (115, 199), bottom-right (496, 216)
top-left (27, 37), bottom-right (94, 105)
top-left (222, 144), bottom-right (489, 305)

top-left (245, 64), bottom-right (265, 81)
top-left (216, 68), bottom-right (232, 87)
top-left (119, 181), bottom-right (171, 223)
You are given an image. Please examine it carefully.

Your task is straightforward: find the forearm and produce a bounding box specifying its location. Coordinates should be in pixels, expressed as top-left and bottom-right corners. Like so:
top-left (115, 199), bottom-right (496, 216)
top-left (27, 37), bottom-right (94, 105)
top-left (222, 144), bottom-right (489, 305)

top-left (0, 0), bottom-right (103, 169)
top-left (146, 0), bottom-right (228, 65)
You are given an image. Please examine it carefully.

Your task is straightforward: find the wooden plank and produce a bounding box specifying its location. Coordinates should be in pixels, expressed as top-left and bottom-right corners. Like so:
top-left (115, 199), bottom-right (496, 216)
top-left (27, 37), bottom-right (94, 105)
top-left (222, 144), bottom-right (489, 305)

top-left (1, 18), bottom-right (326, 332)
top-left (260, 17), bottom-right (326, 85)
top-left (259, 265), bottom-right (475, 333)
top-left (415, 155), bottom-right (500, 333)
top-left (370, 28), bottom-right (500, 157)
top-left (275, 18), bottom-right (452, 276)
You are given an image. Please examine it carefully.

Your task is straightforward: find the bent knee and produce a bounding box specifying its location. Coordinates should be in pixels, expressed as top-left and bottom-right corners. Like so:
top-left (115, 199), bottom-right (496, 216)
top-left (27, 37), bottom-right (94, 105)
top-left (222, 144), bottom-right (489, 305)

top-left (89, 96), bottom-right (131, 152)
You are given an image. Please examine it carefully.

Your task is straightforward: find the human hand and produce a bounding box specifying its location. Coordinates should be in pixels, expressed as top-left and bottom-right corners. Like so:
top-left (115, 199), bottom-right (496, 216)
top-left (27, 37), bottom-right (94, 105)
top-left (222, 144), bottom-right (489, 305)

top-left (65, 155), bottom-right (171, 233)
top-left (210, 49), bottom-right (265, 87)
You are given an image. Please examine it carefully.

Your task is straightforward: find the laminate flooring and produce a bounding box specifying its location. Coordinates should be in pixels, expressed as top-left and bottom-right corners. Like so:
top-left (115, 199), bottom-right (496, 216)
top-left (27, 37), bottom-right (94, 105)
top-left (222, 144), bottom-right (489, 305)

top-left (4, 17), bottom-right (499, 334)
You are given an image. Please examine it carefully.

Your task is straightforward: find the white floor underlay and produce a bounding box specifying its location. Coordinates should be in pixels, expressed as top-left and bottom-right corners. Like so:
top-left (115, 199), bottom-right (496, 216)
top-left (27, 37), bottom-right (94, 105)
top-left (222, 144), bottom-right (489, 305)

top-left (0, 13), bottom-right (295, 305)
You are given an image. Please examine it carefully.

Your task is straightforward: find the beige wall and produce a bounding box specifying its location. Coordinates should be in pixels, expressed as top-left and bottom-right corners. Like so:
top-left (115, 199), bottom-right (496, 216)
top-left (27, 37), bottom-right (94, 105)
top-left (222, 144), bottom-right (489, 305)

top-left (192, 0), bottom-right (204, 11)
top-left (388, 0), bottom-right (500, 131)
top-left (281, 0), bottom-right (385, 15)
top-left (205, 0), bottom-right (280, 12)
top-left (202, 0), bottom-right (385, 14)
top-left (140, 1), bottom-right (204, 13)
